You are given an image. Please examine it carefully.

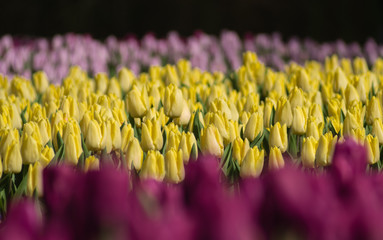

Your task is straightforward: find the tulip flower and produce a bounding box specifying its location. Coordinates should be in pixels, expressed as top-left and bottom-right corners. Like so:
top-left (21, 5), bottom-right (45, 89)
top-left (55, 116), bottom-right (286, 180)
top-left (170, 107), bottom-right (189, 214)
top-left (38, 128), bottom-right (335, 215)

top-left (178, 132), bottom-right (198, 163)
top-left (38, 118), bottom-right (51, 146)
top-left (269, 122), bottom-right (288, 153)
top-left (301, 136), bottom-right (318, 168)
top-left (141, 118), bottom-right (163, 152)
top-left (95, 73), bottom-right (109, 94)
top-left (3, 140), bottom-right (22, 173)
top-left (306, 117), bottom-right (323, 141)
top-left (268, 146), bottom-right (284, 170)
top-left (274, 97), bottom-right (293, 127)
top-left (372, 119), bottom-right (383, 144)
top-left (366, 96), bottom-right (383, 125)
top-left (40, 145), bottom-right (55, 167)
top-left (240, 146), bottom-right (264, 177)
top-left (32, 71), bottom-right (49, 94)
top-left (85, 119), bottom-right (103, 151)
top-left (333, 67), bottom-right (349, 92)
top-left (164, 84), bottom-right (184, 118)
top-left (291, 106), bottom-right (307, 135)
top-left (27, 161), bottom-right (43, 196)
top-left (232, 137), bottom-right (250, 165)
top-left (63, 121), bottom-right (82, 165)
top-left (201, 124), bottom-right (224, 157)
top-left (140, 150), bottom-right (165, 181)
top-left (118, 67), bottom-right (134, 92)
top-left (165, 148), bottom-right (185, 183)
top-left (316, 132), bottom-right (338, 166)
top-left (365, 134), bottom-right (379, 164)
top-left (21, 134), bottom-right (40, 165)
top-left (126, 86), bottom-right (149, 118)
top-left (345, 83), bottom-right (360, 107)
top-left (244, 112), bottom-right (264, 142)
top-left (126, 138), bottom-right (143, 171)
top-left (289, 87), bottom-right (305, 110)
top-left (121, 123), bottom-right (134, 152)
top-left (84, 155), bottom-right (100, 171)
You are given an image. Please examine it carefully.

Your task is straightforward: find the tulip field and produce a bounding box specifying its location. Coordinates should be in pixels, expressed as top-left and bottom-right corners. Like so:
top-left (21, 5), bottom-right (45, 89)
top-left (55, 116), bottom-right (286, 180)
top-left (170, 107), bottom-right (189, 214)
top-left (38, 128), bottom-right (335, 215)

top-left (1, 31), bottom-right (383, 239)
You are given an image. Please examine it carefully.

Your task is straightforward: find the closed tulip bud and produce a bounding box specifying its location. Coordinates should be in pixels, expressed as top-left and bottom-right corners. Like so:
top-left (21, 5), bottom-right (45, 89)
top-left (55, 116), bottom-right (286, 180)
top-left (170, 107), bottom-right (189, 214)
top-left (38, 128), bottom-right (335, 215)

top-left (343, 110), bottom-right (363, 136)
top-left (166, 130), bottom-right (181, 152)
top-left (27, 162), bottom-right (43, 196)
top-left (292, 107), bottom-right (307, 135)
top-left (140, 150), bottom-right (165, 181)
top-left (86, 120), bottom-right (103, 151)
top-left (40, 145), bottom-right (54, 167)
top-left (289, 87), bottom-right (305, 109)
top-left (9, 103), bottom-right (22, 129)
top-left (3, 140), bottom-right (22, 173)
top-left (316, 132), bottom-right (338, 166)
top-left (365, 134), bottom-right (379, 164)
top-left (306, 117), bottom-right (323, 141)
top-left (201, 124), bottom-right (224, 157)
top-left (174, 99), bottom-right (191, 126)
top-left (240, 146), bottom-right (264, 178)
top-left (38, 118), bottom-right (51, 146)
top-left (118, 67), bottom-right (134, 92)
top-left (345, 84), bottom-right (360, 107)
top-left (269, 122), bottom-right (288, 153)
top-left (32, 71), bottom-right (49, 94)
top-left (350, 128), bottom-right (365, 145)
top-left (275, 97), bottom-right (293, 127)
top-left (63, 122), bottom-right (82, 165)
top-left (309, 103), bottom-right (324, 124)
top-left (232, 137), bottom-right (250, 165)
top-left (165, 64), bottom-right (179, 86)
top-left (21, 134), bottom-right (40, 165)
top-left (268, 146), bottom-right (285, 170)
top-left (84, 155), bottom-right (100, 171)
top-left (243, 51), bottom-right (257, 65)
top-left (211, 113), bottom-right (231, 145)
top-left (165, 149), bottom-right (185, 183)
top-left (178, 132), bottom-right (198, 163)
top-left (263, 98), bottom-right (275, 128)
top-left (164, 84), bottom-right (184, 118)
top-left (95, 73), bottom-right (109, 94)
top-left (366, 96), bottom-right (383, 125)
top-left (333, 67), bottom-right (349, 92)
top-left (110, 120), bottom-right (121, 150)
top-left (100, 120), bottom-right (112, 153)
top-left (141, 119), bottom-right (163, 152)
top-left (107, 78), bottom-right (121, 98)
top-left (353, 57), bottom-right (368, 74)
top-left (301, 137), bottom-right (318, 168)
top-left (121, 123), bottom-right (135, 152)
top-left (244, 112), bottom-right (263, 142)
top-left (372, 119), bottom-right (383, 144)
top-left (210, 98), bottom-right (233, 120)
top-left (126, 138), bottom-right (143, 171)
top-left (126, 86), bottom-right (149, 118)
top-left (296, 68), bottom-right (310, 92)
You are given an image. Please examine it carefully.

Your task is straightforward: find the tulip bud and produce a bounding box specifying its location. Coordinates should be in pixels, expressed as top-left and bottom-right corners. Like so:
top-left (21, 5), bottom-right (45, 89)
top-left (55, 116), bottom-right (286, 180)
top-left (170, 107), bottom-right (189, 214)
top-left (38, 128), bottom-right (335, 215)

top-left (301, 137), bottom-right (318, 168)
top-left (21, 134), bottom-right (40, 165)
top-left (240, 146), bottom-right (264, 178)
top-left (140, 150), bottom-right (165, 181)
top-left (95, 73), bottom-right (109, 94)
top-left (38, 118), bottom-right (51, 146)
top-left (84, 155), bottom-right (100, 171)
top-left (353, 57), bottom-right (368, 74)
top-left (63, 121), bottom-right (82, 165)
top-left (309, 103), bottom-right (324, 124)
top-left (140, 118), bottom-right (163, 152)
top-left (296, 68), bottom-right (310, 92)
top-left (107, 78), bottom-right (121, 98)
top-left (164, 84), bottom-right (184, 118)
top-left (110, 119), bottom-right (121, 150)
top-left (165, 64), bottom-right (179, 86)
top-left (174, 99), bottom-right (191, 126)
top-left (333, 67), bottom-right (349, 92)
top-left (9, 103), bottom-right (22, 129)
top-left (345, 84), bottom-right (360, 107)
top-left (306, 117), bottom-right (323, 141)
top-left (350, 128), bottom-right (365, 145)
top-left (268, 146), bottom-right (285, 170)
top-left (343, 110), bottom-right (363, 137)
top-left (165, 130), bottom-right (181, 152)
top-left (200, 124), bottom-right (224, 157)
top-left (291, 107), bottom-right (307, 135)
top-left (126, 86), bottom-right (149, 118)
top-left (165, 149), bottom-right (185, 183)
top-left (61, 96), bottom-right (80, 121)
top-left (85, 119), bottom-right (103, 151)
top-left (275, 97), bottom-right (293, 127)
top-left (118, 67), bottom-right (134, 92)
top-left (121, 123), bottom-right (135, 152)
top-left (32, 71), bottom-right (49, 94)
top-left (3, 140), bottom-right (22, 173)
top-left (366, 96), bottom-right (383, 125)
top-left (263, 98), bottom-right (275, 128)
top-left (365, 134), bottom-right (379, 164)
top-left (269, 122), bottom-right (288, 153)
top-left (232, 137), bottom-right (250, 165)
top-left (40, 145), bottom-right (55, 167)
top-left (27, 162), bottom-right (43, 196)
top-left (316, 132), bottom-right (338, 166)
top-left (178, 132), bottom-right (198, 163)
top-left (289, 87), bottom-right (305, 109)
top-left (244, 112), bottom-right (264, 142)
top-left (126, 138), bottom-right (143, 171)
top-left (372, 119), bottom-right (383, 144)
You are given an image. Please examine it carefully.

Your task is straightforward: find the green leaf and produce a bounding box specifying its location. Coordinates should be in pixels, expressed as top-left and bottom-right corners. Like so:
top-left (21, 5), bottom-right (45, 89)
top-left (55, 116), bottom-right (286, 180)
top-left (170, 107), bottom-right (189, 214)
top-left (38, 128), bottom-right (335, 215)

top-left (57, 131), bottom-right (64, 149)
top-left (340, 110), bottom-right (346, 123)
top-left (20, 106), bottom-right (28, 125)
top-left (81, 133), bottom-right (90, 159)
top-left (191, 143), bottom-right (198, 160)
top-left (161, 129), bottom-right (168, 155)
top-left (270, 106), bottom-right (276, 127)
top-left (250, 130), bottom-right (264, 149)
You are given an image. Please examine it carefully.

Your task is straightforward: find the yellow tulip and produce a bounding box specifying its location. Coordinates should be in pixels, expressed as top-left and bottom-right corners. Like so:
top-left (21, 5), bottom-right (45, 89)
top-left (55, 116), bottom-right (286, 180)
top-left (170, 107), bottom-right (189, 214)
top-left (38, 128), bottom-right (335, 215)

top-left (316, 132), bottom-right (338, 166)
top-left (366, 96), bottom-right (383, 125)
top-left (21, 134), bottom-right (40, 165)
top-left (40, 145), bottom-right (55, 167)
top-left (95, 73), bottom-right (109, 94)
top-left (240, 146), bottom-right (264, 177)
top-left (291, 106), bottom-right (307, 135)
top-left (141, 118), bottom-right (163, 152)
top-left (309, 103), bottom-right (324, 125)
top-left (165, 149), bottom-right (185, 183)
top-left (118, 67), bottom-right (134, 92)
top-left (306, 117), bottom-right (323, 141)
top-left (263, 98), bottom-right (275, 128)
top-left (140, 150), bottom-right (165, 181)
top-left (85, 119), bottom-right (103, 151)
top-left (63, 121), bottom-right (82, 165)
top-left (244, 112), bottom-right (263, 142)
top-left (107, 78), bottom-right (121, 98)
top-left (365, 134), bottom-right (379, 164)
top-left (121, 123), bottom-right (135, 152)
top-left (178, 132), bottom-right (198, 163)
top-left (343, 110), bottom-right (363, 137)
top-left (126, 138), bottom-right (143, 171)
top-left (126, 86), bottom-right (149, 118)
top-left (301, 137), bottom-right (318, 168)
top-left (165, 130), bottom-right (181, 152)
top-left (296, 68), bottom-right (310, 92)
top-left (274, 97), bottom-right (293, 128)
top-left (27, 162), bottom-right (43, 196)
top-left (164, 84), bottom-right (184, 118)
top-left (268, 146), bottom-right (285, 170)
top-left (232, 137), bottom-right (250, 165)
top-left (333, 67), bottom-right (349, 92)
top-left (372, 119), bottom-right (383, 144)
top-left (38, 118), bottom-right (51, 146)
top-left (345, 84), bottom-right (360, 107)
top-left (84, 155), bottom-right (100, 171)
top-left (200, 124), bottom-right (224, 157)
top-left (269, 122), bottom-right (288, 153)
top-left (289, 87), bottom-right (305, 110)
top-left (3, 140), bottom-right (22, 173)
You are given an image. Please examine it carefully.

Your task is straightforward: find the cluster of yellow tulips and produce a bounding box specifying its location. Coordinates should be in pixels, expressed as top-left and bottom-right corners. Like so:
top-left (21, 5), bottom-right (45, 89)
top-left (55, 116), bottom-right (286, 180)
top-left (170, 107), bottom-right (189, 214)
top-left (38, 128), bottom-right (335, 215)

top-left (1, 51), bottom-right (383, 195)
